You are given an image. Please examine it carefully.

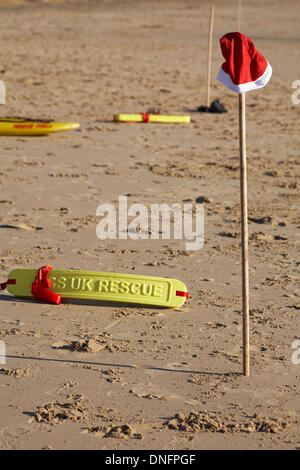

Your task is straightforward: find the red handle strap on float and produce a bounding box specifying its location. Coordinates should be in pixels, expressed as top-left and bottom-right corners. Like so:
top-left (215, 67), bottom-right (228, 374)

top-left (142, 112), bottom-right (150, 123)
top-left (0, 279), bottom-right (16, 290)
top-left (31, 265), bottom-right (61, 305)
top-left (176, 290), bottom-right (189, 300)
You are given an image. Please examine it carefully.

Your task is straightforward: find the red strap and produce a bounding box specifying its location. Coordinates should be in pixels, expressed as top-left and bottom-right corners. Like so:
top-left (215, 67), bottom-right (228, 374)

top-left (142, 112), bottom-right (150, 123)
top-left (176, 290), bottom-right (189, 300)
top-left (0, 279), bottom-right (16, 290)
top-left (31, 265), bottom-right (61, 305)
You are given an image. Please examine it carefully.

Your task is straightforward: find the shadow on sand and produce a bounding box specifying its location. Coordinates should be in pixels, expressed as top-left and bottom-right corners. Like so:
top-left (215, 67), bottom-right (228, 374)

top-left (4, 354), bottom-right (239, 377)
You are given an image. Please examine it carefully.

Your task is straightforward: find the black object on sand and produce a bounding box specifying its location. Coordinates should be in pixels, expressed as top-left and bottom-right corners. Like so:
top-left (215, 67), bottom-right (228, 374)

top-left (198, 99), bottom-right (227, 113)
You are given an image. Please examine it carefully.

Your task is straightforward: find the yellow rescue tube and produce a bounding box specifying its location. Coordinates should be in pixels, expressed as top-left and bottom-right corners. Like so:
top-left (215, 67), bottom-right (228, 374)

top-left (114, 113), bottom-right (191, 124)
top-left (0, 117), bottom-right (80, 135)
top-left (4, 268), bottom-right (189, 308)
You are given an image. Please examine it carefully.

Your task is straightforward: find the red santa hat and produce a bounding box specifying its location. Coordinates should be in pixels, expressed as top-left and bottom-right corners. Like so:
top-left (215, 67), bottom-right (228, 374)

top-left (217, 32), bottom-right (272, 93)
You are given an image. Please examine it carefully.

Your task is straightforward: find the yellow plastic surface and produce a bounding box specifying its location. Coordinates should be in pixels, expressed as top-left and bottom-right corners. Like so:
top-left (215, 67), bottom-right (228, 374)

top-left (6, 269), bottom-right (188, 308)
top-left (0, 118), bottom-right (80, 135)
top-left (114, 114), bottom-right (191, 124)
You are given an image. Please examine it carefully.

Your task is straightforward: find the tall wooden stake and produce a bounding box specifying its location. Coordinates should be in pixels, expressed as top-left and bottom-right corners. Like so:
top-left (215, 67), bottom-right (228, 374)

top-left (206, 6), bottom-right (215, 108)
top-left (0, 80), bottom-right (5, 106)
top-left (239, 92), bottom-right (250, 377)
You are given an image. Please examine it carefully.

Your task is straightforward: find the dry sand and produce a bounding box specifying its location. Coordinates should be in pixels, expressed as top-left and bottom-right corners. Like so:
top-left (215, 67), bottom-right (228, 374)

top-left (0, 0), bottom-right (299, 450)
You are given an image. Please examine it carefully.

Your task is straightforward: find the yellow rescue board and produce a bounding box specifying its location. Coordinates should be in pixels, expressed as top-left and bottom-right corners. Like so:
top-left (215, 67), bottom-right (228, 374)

top-left (0, 118), bottom-right (80, 135)
top-left (114, 113), bottom-right (191, 124)
top-left (6, 268), bottom-right (188, 308)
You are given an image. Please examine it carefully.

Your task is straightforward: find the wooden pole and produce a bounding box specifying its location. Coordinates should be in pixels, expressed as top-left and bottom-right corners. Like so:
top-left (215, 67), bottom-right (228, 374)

top-left (238, 92), bottom-right (250, 377)
top-left (206, 6), bottom-right (215, 108)
top-left (0, 80), bottom-right (5, 106)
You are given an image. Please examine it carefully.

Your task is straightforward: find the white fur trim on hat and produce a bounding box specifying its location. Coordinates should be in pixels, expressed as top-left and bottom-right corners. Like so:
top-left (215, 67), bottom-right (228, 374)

top-left (217, 62), bottom-right (272, 94)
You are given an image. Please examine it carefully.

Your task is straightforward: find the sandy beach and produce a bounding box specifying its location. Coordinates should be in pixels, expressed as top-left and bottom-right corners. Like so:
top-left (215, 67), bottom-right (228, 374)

top-left (0, 0), bottom-right (299, 450)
